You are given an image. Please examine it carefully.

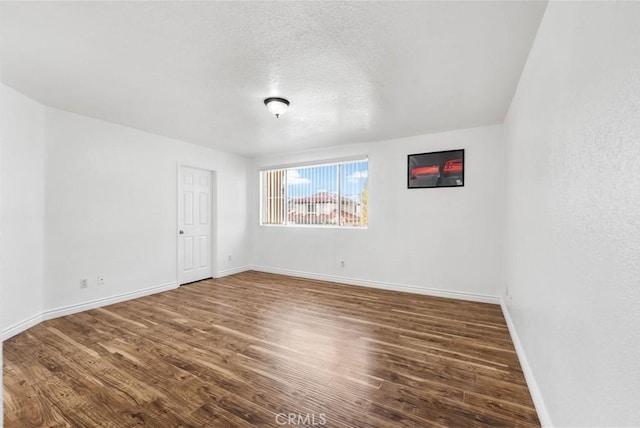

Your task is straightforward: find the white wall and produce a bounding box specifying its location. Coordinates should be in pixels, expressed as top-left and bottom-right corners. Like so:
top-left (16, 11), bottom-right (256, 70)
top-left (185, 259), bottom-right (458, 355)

top-left (0, 84), bottom-right (46, 335)
top-left (504, 2), bottom-right (640, 426)
top-left (0, 83), bottom-right (250, 336)
top-left (44, 108), bottom-right (250, 314)
top-left (251, 125), bottom-right (505, 301)
top-left (0, 80), bottom-right (3, 428)
top-left (0, 84), bottom-right (45, 425)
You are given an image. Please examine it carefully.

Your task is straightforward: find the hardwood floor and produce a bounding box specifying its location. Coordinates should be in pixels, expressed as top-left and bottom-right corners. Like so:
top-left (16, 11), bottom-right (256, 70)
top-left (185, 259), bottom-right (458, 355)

top-left (3, 271), bottom-right (539, 427)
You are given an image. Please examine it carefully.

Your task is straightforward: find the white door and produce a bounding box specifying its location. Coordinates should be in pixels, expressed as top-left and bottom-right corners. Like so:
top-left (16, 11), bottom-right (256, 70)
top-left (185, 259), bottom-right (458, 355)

top-left (178, 166), bottom-right (212, 284)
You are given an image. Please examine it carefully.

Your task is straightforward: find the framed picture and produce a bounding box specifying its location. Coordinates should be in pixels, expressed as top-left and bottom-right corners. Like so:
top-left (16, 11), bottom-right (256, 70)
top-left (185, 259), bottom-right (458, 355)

top-left (407, 149), bottom-right (464, 189)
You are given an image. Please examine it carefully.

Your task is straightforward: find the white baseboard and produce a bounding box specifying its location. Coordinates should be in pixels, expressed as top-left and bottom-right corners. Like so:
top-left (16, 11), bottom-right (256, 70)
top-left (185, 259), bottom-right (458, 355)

top-left (500, 298), bottom-right (552, 427)
top-left (249, 265), bottom-right (500, 304)
top-left (1, 282), bottom-right (178, 342)
top-left (42, 282), bottom-right (178, 321)
top-left (215, 265), bottom-right (251, 278)
top-left (1, 312), bottom-right (44, 342)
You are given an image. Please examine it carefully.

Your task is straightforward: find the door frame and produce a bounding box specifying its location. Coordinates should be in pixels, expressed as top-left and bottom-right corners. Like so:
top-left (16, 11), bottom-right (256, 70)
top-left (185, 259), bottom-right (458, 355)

top-left (176, 164), bottom-right (217, 285)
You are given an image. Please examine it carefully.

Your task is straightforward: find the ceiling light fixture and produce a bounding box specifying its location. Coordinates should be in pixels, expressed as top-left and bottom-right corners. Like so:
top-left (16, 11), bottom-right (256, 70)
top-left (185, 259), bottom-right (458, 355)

top-left (264, 97), bottom-right (290, 118)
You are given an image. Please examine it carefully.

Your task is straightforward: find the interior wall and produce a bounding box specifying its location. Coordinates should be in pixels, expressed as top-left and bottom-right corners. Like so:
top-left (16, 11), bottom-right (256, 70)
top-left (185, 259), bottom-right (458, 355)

top-left (43, 108), bottom-right (251, 314)
top-left (0, 84), bottom-right (45, 334)
top-left (0, 79), bottom-right (3, 428)
top-left (504, 2), bottom-right (640, 426)
top-left (250, 125), bottom-right (505, 300)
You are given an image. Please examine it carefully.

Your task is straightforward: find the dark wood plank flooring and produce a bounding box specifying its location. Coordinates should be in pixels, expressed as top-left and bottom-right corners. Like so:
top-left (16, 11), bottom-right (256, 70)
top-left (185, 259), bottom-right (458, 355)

top-left (3, 271), bottom-right (539, 427)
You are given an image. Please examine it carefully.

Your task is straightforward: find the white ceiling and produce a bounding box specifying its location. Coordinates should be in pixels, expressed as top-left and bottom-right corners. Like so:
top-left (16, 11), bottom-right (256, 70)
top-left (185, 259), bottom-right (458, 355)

top-left (0, 1), bottom-right (547, 157)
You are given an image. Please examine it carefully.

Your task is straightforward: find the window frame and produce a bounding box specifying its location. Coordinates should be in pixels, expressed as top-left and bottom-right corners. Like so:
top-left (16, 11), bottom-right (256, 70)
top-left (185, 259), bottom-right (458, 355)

top-left (259, 156), bottom-right (369, 229)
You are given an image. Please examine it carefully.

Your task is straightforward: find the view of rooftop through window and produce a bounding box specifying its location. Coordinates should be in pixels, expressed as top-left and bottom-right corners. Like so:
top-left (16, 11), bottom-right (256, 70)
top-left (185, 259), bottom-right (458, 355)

top-left (261, 159), bottom-right (368, 227)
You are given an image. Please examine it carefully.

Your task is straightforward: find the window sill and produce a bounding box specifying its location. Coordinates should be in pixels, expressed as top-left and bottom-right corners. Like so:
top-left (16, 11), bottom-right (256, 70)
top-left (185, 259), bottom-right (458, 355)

top-left (259, 223), bottom-right (368, 230)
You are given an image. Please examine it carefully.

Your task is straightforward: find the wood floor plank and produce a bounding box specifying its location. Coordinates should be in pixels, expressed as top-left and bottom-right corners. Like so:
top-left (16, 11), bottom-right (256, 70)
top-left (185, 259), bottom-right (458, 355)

top-left (3, 271), bottom-right (539, 427)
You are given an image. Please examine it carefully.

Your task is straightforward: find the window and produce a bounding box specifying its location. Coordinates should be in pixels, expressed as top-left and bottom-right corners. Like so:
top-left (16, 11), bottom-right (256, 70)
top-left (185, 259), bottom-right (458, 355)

top-left (260, 158), bottom-right (368, 228)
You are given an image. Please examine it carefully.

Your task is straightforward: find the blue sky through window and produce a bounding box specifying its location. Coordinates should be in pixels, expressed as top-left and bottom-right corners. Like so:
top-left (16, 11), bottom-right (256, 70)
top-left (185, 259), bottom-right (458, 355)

top-left (286, 160), bottom-right (368, 203)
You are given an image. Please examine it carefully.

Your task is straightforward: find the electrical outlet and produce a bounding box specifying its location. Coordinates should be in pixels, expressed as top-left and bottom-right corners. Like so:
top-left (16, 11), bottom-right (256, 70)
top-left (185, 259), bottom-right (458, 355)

top-left (80, 278), bottom-right (88, 289)
top-left (228, 255), bottom-right (232, 262)
top-left (340, 260), bottom-right (345, 267)
top-left (97, 275), bottom-right (105, 285)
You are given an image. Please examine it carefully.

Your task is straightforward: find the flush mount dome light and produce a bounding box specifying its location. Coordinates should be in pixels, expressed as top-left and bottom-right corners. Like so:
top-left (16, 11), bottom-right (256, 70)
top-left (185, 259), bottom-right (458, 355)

top-left (264, 97), bottom-right (290, 118)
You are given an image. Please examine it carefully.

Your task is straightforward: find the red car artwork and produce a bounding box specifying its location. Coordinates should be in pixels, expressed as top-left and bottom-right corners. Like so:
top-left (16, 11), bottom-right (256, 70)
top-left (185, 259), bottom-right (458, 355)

top-left (410, 165), bottom-right (440, 179)
top-left (442, 159), bottom-right (463, 176)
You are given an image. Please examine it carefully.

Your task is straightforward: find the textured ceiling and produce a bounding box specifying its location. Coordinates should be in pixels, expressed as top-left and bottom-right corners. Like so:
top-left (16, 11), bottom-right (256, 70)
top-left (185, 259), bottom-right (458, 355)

top-left (0, 1), bottom-right (547, 157)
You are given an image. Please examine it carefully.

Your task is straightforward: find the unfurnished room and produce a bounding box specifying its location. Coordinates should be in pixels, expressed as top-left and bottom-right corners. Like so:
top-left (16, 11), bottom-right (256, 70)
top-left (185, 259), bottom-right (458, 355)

top-left (1, 1), bottom-right (639, 427)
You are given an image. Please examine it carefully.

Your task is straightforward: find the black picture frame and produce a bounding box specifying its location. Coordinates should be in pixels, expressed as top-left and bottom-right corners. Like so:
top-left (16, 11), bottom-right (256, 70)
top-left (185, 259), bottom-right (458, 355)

top-left (407, 149), bottom-right (464, 189)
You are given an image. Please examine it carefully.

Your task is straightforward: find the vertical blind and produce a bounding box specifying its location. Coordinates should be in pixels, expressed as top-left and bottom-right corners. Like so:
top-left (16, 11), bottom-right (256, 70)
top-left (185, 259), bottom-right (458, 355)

top-left (260, 158), bottom-right (368, 227)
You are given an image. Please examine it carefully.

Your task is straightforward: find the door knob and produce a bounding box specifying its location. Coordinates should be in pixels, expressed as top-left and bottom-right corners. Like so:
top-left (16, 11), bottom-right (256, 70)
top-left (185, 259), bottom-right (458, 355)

top-left (179, 230), bottom-right (184, 234)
